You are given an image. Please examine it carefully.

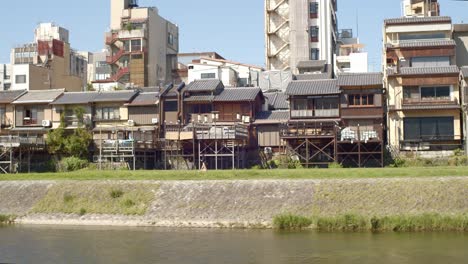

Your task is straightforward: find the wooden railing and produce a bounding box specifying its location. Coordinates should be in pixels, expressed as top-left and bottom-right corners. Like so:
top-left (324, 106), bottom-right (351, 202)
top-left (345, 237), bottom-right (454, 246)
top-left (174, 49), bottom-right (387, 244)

top-left (291, 109), bottom-right (339, 118)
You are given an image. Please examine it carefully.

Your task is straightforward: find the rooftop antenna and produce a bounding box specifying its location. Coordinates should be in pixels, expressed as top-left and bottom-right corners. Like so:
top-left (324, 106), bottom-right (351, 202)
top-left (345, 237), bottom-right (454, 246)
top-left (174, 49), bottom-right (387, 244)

top-left (356, 9), bottom-right (359, 39)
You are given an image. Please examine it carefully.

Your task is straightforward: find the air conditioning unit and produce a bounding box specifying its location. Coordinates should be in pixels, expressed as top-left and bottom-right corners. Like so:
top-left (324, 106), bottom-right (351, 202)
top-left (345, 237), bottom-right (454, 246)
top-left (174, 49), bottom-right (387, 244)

top-left (128, 120), bottom-right (135, 126)
top-left (151, 118), bottom-right (159, 124)
top-left (42, 120), bottom-right (52, 128)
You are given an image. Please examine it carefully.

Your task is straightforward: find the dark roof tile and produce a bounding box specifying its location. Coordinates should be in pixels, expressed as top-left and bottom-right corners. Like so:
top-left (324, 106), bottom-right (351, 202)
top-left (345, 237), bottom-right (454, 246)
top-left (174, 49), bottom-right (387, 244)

top-left (0, 90), bottom-right (26, 104)
top-left (286, 80), bottom-right (339, 96)
top-left (51, 92), bottom-right (97, 105)
top-left (338, 73), bottom-right (383, 87)
top-left (214, 88), bottom-right (262, 102)
top-left (384, 16), bottom-right (451, 26)
top-left (186, 79), bottom-right (224, 92)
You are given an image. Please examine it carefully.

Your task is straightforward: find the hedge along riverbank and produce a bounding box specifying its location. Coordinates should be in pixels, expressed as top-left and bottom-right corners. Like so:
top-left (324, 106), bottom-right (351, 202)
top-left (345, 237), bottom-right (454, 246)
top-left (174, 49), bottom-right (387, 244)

top-left (0, 178), bottom-right (467, 230)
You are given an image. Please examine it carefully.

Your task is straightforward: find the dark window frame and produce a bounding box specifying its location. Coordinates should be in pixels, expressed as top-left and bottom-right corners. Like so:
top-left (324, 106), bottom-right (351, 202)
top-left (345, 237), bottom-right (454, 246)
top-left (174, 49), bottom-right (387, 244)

top-left (348, 94), bottom-right (375, 107)
top-left (310, 26), bottom-right (319, 42)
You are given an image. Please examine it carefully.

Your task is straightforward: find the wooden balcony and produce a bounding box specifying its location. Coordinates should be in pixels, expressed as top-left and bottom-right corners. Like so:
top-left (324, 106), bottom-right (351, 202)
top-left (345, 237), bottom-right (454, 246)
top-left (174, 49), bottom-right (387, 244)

top-left (290, 109), bottom-right (339, 119)
top-left (280, 121), bottom-right (337, 138)
top-left (337, 125), bottom-right (383, 143)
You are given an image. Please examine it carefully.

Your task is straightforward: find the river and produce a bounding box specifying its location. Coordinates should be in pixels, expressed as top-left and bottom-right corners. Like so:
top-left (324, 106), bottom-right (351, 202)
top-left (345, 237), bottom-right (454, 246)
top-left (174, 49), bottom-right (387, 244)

top-left (0, 225), bottom-right (466, 264)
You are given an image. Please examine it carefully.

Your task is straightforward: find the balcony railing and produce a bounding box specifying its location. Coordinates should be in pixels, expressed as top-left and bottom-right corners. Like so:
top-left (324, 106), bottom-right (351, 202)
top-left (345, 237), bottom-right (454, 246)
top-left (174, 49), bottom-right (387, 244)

top-left (0, 136), bottom-right (46, 146)
top-left (106, 49), bottom-right (126, 64)
top-left (22, 118), bottom-right (38, 126)
top-left (338, 126), bottom-right (383, 142)
top-left (105, 32), bottom-right (119, 45)
top-left (402, 97), bottom-right (458, 105)
top-left (280, 122), bottom-right (337, 138)
top-left (291, 109), bottom-right (339, 118)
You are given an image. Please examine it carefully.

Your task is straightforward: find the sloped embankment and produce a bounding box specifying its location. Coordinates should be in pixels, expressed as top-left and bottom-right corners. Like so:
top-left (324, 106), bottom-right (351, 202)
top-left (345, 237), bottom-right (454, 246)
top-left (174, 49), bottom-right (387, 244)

top-left (0, 178), bottom-right (467, 228)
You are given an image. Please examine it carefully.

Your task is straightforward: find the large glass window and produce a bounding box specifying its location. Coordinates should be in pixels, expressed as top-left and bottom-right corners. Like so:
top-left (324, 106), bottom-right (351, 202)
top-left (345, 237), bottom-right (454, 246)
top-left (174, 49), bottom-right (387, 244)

top-left (411, 57), bottom-right (450, 68)
top-left (201, 73), bottom-right (216, 79)
top-left (420, 86), bottom-right (451, 100)
top-left (404, 117), bottom-right (454, 140)
top-left (130, 39), bottom-right (142, 52)
top-left (310, 48), bottom-right (320, 60)
top-left (96, 107), bottom-right (120, 120)
top-left (399, 32), bottom-right (446, 41)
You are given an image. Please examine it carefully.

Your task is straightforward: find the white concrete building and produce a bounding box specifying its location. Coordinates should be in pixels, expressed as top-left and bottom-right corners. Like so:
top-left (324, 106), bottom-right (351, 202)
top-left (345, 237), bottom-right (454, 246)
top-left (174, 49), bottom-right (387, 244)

top-left (34, 22), bottom-right (69, 43)
top-left (0, 64), bottom-right (12, 90)
top-left (100, 0), bottom-right (179, 87)
top-left (187, 57), bottom-right (263, 87)
top-left (265, 0), bottom-right (338, 74)
top-left (336, 29), bottom-right (369, 73)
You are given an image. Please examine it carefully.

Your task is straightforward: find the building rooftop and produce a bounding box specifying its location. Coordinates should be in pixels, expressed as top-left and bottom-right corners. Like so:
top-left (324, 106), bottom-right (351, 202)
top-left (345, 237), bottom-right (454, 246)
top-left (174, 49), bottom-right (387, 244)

top-left (214, 88), bottom-right (262, 102)
top-left (127, 92), bottom-right (160, 106)
top-left (386, 39), bottom-right (456, 49)
top-left (286, 80), bottom-right (339, 96)
top-left (184, 95), bottom-right (215, 103)
top-left (13, 89), bottom-right (64, 104)
top-left (0, 90), bottom-right (27, 104)
top-left (51, 92), bottom-right (97, 105)
top-left (263, 92), bottom-right (289, 110)
top-left (296, 60), bottom-right (327, 70)
top-left (92, 90), bottom-right (138, 103)
top-left (384, 16), bottom-right (451, 26)
top-left (186, 79), bottom-right (224, 93)
top-left (254, 111), bottom-right (290, 124)
top-left (294, 73), bottom-right (330, 81)
top-left (337, 73), bottom-right (383, 87)
top-left (397, 66), bottom-right (460, 76)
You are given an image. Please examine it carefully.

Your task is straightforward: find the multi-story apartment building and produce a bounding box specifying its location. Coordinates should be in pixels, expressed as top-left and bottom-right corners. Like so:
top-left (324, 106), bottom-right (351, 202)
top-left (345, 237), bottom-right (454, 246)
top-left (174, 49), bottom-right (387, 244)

top-left (384, 14), bottom-right (462, 156)
top-left (0, 64), bottom-right (12, 90)
top-left (100, 0), bottom-right (179, 87)
top-left (335, 29), bottom-right (368, 73)
top-left (9, 23), bottom-right (86, 92)
top-left (402, 0), bottom-right (440, 17)
top-left (265, 0), bottom-right (337, 74)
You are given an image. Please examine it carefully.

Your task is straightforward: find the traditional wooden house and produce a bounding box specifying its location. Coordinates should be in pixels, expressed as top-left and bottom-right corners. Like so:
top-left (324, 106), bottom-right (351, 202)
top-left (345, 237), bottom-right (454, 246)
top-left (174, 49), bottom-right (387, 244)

top-left (282, 79), bottom-right (341, 167)
top-left (460, 67), bottom-right (468, 153)
top-left (0, 90), bottom-right (26, 134)
top-left (164, 79), bottom-right (264, 169)
top-left (337, 73), bottom-right (385, 167)
top-left (50, 92), bottom-right (97, 129)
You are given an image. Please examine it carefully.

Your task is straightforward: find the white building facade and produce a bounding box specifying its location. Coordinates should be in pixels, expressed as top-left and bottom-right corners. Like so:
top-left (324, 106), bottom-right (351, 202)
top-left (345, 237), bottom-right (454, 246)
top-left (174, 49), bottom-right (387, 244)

top-left (265, 0), bottom-right (338, 74)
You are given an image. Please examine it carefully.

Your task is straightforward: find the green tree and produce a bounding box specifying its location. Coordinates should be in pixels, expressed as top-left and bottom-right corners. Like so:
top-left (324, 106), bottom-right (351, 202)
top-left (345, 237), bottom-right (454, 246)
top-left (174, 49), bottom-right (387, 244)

top-left (73, 106), bottom-right (86, 127)
top-left (64, 128), bottom-right (93, 158)
top-left (46, 127), bottom-right (66, 156)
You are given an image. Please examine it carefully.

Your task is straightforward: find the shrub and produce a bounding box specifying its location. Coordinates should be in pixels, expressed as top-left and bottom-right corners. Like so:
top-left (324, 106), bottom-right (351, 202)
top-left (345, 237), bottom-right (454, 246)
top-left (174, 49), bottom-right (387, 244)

top-left (63, 193), bottom-right (74, 203)
top-left (316, 214), bottom-right (368, 232)
top-left (328, 162), bottom-right (343, 169)
top-left (79, 208), bottom-right (87, 216)
top-left (110, 189), bottom-right (124, 199)
top-left (273, 214), bottom-right (313, 230)
top-left (59, 157), bottom-right (89, 172)
top-left (0, 214), bottom-right (15, 224)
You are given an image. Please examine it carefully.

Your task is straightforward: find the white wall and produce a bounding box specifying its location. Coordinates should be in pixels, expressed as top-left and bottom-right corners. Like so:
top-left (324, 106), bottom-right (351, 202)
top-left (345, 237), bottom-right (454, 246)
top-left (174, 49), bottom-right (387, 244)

top-left (10, 64), bottom-right (30, 90)
top-left (349, 53), bottom-right (369, 73)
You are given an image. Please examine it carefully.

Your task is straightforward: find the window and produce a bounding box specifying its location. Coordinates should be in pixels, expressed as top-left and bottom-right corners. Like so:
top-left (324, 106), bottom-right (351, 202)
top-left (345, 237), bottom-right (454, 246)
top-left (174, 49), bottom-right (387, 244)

top-left (420, 86), bottom-right (450, 100)
top-left (130, 39), bottom-right (142, 52)
top-left (310, 48), bottom-right (320, 60)
top-left (24, 106), bottom-right (38, 125)
top-left (292, 99), bottom-right (309, 110)
top-left (309, 2), bottom-right (319, 18)
top-left (348, 94), bottom-right (374, 106)
top-left (191, 104), bottom-right (213, 113)
top-left (15, 75), bottom-right (26, 84)
top-left (164, 100), bottom-right (178, 112)
top-left (0, 107), bottom-right (5, 124)
top-left (411, 57), bottom-right (450, 68)
top-left (201, 73), bottom-right (216, 79)
top-left (96, 107), bottom-right (119, 120)
top-left (168, 33), bottom-right (174, 45)
top-left (310, 26), bottom-right (319, 42)
top-left (404, 117), bottom-right (454, 141)
top-left (399, 32), bottom-right (446, 41)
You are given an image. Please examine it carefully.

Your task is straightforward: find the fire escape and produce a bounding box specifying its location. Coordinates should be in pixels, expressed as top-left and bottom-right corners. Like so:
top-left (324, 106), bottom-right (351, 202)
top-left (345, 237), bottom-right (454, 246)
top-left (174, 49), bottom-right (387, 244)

top-left (266, 0), bottom-right (290, 71)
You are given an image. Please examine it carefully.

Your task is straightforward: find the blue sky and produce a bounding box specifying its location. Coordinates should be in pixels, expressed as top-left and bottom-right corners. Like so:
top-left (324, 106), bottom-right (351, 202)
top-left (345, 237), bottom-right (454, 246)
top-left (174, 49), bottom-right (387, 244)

top-left (1, 0), bottom-right (467, 70)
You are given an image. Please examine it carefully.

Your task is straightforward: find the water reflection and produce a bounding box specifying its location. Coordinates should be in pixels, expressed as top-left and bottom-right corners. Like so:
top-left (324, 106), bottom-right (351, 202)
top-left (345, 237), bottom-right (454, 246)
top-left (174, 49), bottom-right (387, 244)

top-left (0, 225), bottom-right (466, 264)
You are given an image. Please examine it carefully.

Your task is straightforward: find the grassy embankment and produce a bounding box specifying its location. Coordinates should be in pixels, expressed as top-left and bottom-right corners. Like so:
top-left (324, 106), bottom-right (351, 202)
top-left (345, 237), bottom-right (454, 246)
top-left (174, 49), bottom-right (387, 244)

top-left (31, 183), bottom-right (159, 216)
top-left (273, 213), bottom-right (468, 232)
top-left (1, 166), bottom-right (468, 181)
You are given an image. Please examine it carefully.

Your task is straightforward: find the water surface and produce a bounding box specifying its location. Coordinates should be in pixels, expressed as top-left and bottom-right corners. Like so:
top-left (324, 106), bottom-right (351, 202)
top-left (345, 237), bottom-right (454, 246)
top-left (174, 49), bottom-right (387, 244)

top-left (0, 225), bottom-right (466, 264)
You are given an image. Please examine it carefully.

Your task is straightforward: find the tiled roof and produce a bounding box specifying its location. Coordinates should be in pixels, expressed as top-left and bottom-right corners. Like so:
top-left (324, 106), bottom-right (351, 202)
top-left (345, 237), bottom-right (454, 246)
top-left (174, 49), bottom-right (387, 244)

top-left (0, 90), bottom-right (26, 104)
top-left (127, 92), bottom-right (159, 106)
top-left (384, 16), bottom-right (451, 26)
top-left (51, 92), bottom-right (97, 105)
top-left (214, 88), bottom-right (262, 102)
top-left (184, 95), bottom-right (215, 103)
top-left (296, 60), bottom-right (327, 69)
top-left (294, 73), bottom-right (330, 81)
top-left (13, 89), bottom-right (64, 104)
top-left (255, 111), bottom-right (290, 124)
top-left (286, 80), bottom-right (339, 96)
top-left (263, 92), bottom-right (289, 110)
top-left (386, 39), bottom-right (456, 49)
top-left (398, 66), bottom-right (459, 76)
top-left (92, 90), bottom-right (138, 103)
top-left (337, 73), bottom-right (383, 87)
top-left (461, 67), bottom-right (468, 79)
top-left (186, 79), bottom-right (224, 92)
top-left (401, 104), bottom-right (460, 110)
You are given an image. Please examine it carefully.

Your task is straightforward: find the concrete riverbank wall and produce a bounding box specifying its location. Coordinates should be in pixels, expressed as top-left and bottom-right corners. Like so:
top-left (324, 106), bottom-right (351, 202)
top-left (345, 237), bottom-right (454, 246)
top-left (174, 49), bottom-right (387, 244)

top-left (0, 178), bottom-right (467, 228)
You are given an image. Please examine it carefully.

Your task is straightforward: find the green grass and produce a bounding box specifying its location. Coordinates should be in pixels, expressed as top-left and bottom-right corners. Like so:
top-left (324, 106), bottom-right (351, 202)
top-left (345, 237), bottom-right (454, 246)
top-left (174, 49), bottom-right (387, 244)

top-left (273, 214), bottom-right (313, 230)
top-left (1, 167), bottom-right (468, 181)
top-left (0, 214), bottom-right (16, 224)
top-left (273, 213), bottom-right (468, 232)
top-left (31, 183), bottom-right (159, 216)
